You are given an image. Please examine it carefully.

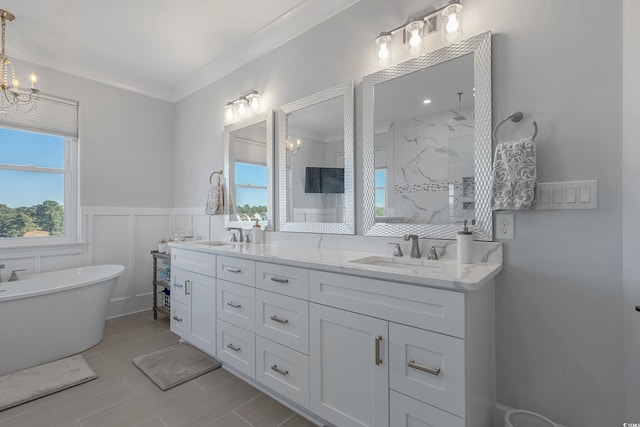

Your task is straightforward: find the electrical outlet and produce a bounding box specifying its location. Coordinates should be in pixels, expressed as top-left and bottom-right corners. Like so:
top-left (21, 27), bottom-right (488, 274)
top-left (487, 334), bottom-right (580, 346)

top-left (495, 213), bottom-right (514, 240)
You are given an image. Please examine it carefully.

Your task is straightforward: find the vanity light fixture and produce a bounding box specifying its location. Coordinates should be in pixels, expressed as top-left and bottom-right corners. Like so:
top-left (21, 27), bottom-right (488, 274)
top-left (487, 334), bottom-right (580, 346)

top-left (0, 9), bottom-right (40, 113)
top-left (286, 137), bottom-right (301, 154)
top-left (374, 0), bottom-right (463, 66)
top-left (224, 90), bottom-right (262, 124)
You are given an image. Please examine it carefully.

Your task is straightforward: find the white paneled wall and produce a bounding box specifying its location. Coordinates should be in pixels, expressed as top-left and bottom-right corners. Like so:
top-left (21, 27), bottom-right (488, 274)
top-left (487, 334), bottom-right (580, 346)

top-left (2, 207), bottom-right (175, 318)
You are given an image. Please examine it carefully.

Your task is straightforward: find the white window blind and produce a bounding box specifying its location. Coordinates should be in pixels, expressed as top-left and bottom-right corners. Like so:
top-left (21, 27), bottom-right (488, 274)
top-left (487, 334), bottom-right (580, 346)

top-left (0, 95), bottom-right (78, 137)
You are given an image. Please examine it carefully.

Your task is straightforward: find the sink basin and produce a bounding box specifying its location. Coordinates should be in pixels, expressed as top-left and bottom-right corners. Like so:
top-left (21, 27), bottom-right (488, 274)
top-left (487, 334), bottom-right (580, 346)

top-left (194, 241), bottom-right (232, 247)
top-left (349, 256), bottom-right (442, 271)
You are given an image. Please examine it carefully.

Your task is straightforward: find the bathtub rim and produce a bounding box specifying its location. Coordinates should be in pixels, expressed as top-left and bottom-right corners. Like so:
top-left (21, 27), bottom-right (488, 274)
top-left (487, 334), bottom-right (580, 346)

top-left (0, 264), bottom-right (125, 302)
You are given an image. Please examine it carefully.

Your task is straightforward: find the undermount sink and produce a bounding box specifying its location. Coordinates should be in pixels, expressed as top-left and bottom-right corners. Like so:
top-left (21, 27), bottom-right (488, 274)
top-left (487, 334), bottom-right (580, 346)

top-left (195, 241), bottom-right (232, 246)
top-left (348, 256), bottom-right (443, 271)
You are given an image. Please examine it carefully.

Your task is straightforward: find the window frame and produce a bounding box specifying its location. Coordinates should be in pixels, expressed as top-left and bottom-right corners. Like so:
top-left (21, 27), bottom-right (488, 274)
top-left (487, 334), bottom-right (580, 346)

top-left (0, 126), bottom-right (81, 254)
top-left (233, 160), bottom-right (269, 224)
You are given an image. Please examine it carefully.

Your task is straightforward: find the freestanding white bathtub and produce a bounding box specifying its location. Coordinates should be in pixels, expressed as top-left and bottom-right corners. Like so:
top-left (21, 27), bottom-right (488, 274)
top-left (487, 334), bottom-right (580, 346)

top-left (0, 264), bottom-right (124, 376)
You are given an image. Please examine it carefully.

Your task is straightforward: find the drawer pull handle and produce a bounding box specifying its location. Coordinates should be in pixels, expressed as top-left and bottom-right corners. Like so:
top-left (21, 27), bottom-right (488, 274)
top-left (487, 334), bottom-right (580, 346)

top-left (271, 365), bottom-right (289, 376)
top-left (226, 267), bottom-right (242, 273)
top-left (375, 336), bottom-right (383, 366)
top-left (408, 360), bottom-right (441, 376)
top-left (173, 282), bottom-right (183, 288)
top-left (270, 277), bottom-right (289, 284)
top-left (227, 343), bottom-right (241, 352)
top-left (227, 302), bottom-right (242, 309)
top-left (185, 280), bottom-right (190, 296)
top-left (270, 315), bottom-right (289, 325)
top-left (172, 315), bottom-right (182, 322)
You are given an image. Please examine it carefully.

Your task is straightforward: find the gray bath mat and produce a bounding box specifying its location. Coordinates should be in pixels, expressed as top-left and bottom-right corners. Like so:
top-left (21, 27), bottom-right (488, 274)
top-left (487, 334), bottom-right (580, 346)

top-left (132, 342), bottom-right (221, 390)
top-left (0, 354), bottom-right (97, 411)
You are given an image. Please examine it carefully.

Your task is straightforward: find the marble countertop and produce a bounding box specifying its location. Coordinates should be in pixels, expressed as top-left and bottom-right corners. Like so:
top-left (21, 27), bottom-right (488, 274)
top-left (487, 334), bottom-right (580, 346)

top-left (169, 240), bottom-right (502, 292)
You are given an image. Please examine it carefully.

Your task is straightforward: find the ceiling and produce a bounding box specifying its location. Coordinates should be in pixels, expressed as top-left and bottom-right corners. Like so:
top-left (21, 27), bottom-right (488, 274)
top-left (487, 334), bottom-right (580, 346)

top-left (4, 0), bottom-right (359, 102)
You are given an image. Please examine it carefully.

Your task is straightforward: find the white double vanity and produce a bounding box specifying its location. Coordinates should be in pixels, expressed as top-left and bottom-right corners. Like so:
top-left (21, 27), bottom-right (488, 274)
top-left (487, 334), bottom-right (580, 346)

top-left (174, 29), bottom-right (500, 427)
top-left (168, 240), bottom-right (501, 427)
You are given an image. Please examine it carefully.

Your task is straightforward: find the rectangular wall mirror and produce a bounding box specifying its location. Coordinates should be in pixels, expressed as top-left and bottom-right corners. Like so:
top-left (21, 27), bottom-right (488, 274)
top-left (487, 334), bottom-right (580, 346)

top-left (362, 32), bottom-right (492, 240)
top-left (224, 111), bottom-right (274, 229)
top-left (278, 81), bottom-right (354, 234)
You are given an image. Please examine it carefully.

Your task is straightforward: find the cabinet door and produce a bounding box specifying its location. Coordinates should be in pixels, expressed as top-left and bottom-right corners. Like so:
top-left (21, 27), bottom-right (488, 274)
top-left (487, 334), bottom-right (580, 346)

top-left (310, 303), bottom-right (389, 427)
top-left (170, 267), bottom-right (189, 305)
top-left (186, 271), bottom-right (216, 356)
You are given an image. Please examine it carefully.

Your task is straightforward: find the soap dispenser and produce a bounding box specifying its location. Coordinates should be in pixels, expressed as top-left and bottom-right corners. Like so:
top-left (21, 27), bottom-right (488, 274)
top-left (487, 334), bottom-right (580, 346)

top-left (457, 219), bottom-right (474, 264)
top-left (252, 219), bottom-right (263, 244)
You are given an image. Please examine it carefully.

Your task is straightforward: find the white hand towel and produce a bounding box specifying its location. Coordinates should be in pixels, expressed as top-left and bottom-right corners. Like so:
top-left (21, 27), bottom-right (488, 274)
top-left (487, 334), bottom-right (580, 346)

top-left (491, 138), bottom-right (537, 210)
top-left (205, 182), bottom-right (225, 215)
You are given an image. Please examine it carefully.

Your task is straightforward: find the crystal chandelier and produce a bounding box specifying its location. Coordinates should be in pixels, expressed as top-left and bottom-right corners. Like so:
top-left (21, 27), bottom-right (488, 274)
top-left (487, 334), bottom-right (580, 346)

top-left (0, 9), bottom-right (39, 113)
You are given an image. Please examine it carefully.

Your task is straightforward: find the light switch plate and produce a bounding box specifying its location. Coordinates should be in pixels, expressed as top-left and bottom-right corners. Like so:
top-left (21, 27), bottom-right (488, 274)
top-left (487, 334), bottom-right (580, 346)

top-left (495, 213), bottom-right (514, 240)
top-left (535, 180), bottom-right (598, 210)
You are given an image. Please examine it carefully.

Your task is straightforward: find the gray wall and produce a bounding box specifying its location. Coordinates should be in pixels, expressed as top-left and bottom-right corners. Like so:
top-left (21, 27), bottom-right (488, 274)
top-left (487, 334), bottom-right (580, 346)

top-left (13, 58), bottom-right (175, 208)
top-left (173, 0), bottom-right (624, 425)
top-left (623, 0), bottom-right (639, 420)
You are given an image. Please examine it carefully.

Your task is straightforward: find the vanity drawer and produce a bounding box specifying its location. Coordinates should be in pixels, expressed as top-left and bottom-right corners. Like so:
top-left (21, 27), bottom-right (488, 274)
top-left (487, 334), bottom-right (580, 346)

top-left (310, 270), bottom-right (465, 338)
top-left (171, 248), bottom-right (216, 277)
top-left (169, 300), bottom-right (188, 338)
top-left (390, 390), bottom-right (464, 427)
top-left (217, 256), bottom-right (255, 287)
top-left (217, 279), bottom-right (255, 332)
top-left (255, 289), bottom-right (309, 354)
top-left (216, 320), bottom-right (255, 379)
top-left (389, 323), bottom-right (465, 417)
top-left (256, 262), bottom-right (309, 300)
top-left (256, 335), bottom-right (310, 409)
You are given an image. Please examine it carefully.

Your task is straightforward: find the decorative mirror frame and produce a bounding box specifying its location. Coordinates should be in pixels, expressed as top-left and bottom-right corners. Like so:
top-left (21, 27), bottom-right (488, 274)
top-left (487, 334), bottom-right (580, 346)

top-left (362, 31), bottom-right (492, 240)
top-left (224, 110), bottom-right (274, 230)
top-left (278, 81), bottom-right (355, 234)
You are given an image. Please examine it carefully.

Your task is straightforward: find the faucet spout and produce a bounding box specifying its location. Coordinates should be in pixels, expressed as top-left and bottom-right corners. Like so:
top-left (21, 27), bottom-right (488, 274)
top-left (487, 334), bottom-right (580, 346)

top-left (8, 269), bottom-right (26, 282)
top-left (402, 234), bottom-right (421, 258)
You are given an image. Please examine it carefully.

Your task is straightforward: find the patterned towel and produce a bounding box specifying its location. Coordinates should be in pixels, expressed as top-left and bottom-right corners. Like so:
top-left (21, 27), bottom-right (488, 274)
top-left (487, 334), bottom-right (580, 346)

top-left (491, 138), bottom-right (537, 210)
top-left (205, 182), bottom-right (225, 215)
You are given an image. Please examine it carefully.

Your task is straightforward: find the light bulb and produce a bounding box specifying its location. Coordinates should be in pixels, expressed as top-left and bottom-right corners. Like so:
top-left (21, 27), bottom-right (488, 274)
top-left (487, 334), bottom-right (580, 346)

top-left (225, 103), bottom-right (234, 122)
top-left (237, 98), bottom-right (248, 115)
top-left (12, 78), bottom-right (18, 91)
top-left (250, 94), bottom-right (260, 111)
top-left (375, 32), bottom-right (392, 64)
top-left (378, 43), bottom-right (389, 60)
top-left (29, 73), bottom-right (37, 89)
top-left (446, 13), bottom-right (459, 33)
top-left (405, 20), bottom-right (424, 50)
top-left (409, 31), bottom-right (421, 48)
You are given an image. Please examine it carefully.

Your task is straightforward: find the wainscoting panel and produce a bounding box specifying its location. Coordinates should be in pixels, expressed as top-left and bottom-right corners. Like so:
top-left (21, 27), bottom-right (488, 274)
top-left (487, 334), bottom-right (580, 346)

top-left (91, 215), bottom-right (133, 301)
top-left (134, 215), bottom-right (172, 297)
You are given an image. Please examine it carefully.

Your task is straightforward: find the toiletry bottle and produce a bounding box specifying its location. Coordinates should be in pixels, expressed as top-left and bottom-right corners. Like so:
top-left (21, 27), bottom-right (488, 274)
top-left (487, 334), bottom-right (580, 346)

top-left (457, 220), bottom-right (473, 264)
top-left (253, 219), bottom-right (262, 244)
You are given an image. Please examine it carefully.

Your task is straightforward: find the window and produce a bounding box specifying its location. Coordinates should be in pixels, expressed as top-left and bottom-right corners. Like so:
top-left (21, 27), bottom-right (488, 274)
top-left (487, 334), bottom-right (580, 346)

top-left (234, 161), bottom-right (268, 222)
top-left (375, 168), bottom-right (387, 216)
top-left (0, 96), bottom-right (79, 247)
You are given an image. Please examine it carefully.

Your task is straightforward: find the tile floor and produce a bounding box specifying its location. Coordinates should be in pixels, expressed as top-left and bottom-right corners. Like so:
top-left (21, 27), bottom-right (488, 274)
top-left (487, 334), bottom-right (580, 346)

top-left (0, 311), bottom-right (317, 427)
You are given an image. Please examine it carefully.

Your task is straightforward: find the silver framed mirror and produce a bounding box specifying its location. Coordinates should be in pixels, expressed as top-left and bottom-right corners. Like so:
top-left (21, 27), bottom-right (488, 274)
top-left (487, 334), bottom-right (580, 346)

top-left (278, 81), bottom-right (354, 234)
top-left (362, 32), bottom-right (492, 240)
top-left (224, 111), bottom-right (274, 230)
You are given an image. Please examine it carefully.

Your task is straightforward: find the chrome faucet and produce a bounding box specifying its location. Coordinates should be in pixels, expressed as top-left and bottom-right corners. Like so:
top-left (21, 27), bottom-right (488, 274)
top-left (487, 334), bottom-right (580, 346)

top-left (8, 269), bottom-right (26, 282)
top-left (402, 234), bottom-right (421, 258)
top-left (427, 246), bottom-right (439, 260)
top-left (227, 227), bottom-right (243, 243)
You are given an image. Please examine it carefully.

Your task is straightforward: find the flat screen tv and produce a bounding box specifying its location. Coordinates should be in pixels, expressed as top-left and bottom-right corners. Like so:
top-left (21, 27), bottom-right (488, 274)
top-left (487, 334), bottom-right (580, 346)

top-left (305, 167), bottom-right (344, 194)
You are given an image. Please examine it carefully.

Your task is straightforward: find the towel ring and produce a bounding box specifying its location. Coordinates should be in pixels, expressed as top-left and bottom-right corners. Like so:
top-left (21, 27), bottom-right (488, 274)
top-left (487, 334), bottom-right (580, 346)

top-left (209, 170), bottom-right (223, 185)
top-left (492, 111), bottom-right (538, 143)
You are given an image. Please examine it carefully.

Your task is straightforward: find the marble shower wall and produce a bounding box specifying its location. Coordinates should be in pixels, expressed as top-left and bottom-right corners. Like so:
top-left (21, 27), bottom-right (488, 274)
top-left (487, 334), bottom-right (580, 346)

top-left (376, 105), bottom-right (475, 224)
